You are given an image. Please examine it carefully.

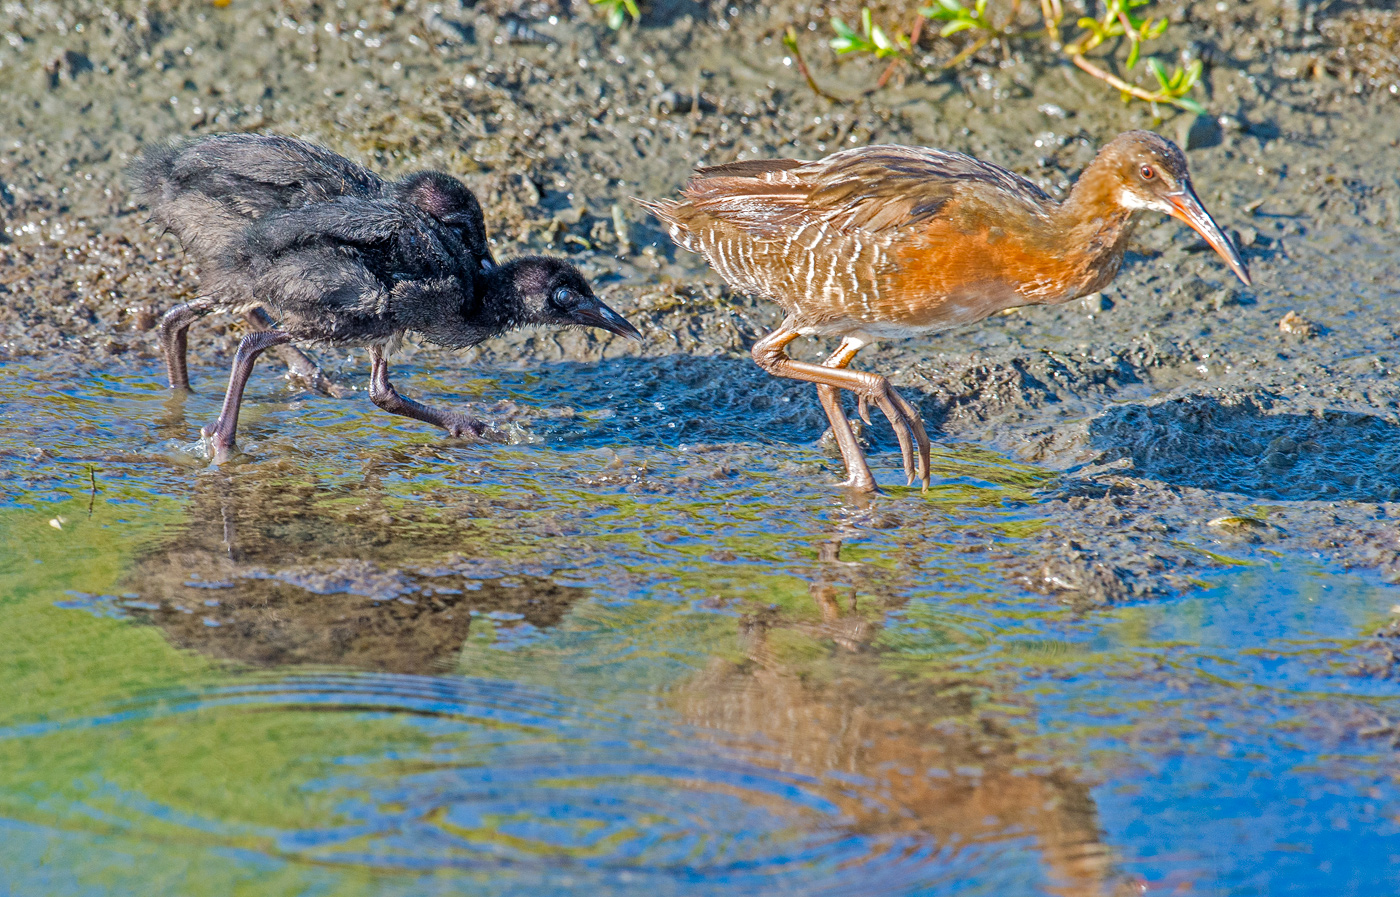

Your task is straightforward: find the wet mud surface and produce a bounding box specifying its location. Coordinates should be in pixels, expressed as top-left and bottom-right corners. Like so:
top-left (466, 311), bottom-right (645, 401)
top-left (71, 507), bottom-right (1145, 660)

top-left (1, 0), bottom-right (1398, 599)
top-left (2, 1), bottom-right (1400, 894)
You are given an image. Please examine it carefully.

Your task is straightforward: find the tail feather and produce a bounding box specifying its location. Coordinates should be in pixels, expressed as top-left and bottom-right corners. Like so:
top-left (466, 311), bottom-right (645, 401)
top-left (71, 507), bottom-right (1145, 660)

top-left (631, 196), bottom-right (679, 222)
top-left (632, 196), bottom-right (699, 252)
top-left (126, 140), bottom-right (185, 208)
top-left (693, 158), bottom-right (802, 179)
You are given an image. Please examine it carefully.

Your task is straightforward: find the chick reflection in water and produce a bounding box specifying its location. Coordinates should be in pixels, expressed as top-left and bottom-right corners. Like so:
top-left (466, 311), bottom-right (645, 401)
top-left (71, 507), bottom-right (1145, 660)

top-left (117, 464), bottom-right (585, 675)
top-left (675, 539), bottom-right (1122, 897)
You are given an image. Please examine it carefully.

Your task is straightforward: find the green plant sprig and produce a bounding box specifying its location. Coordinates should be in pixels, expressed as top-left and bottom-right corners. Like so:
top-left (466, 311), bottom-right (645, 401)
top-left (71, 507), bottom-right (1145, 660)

top-left (921, 0), bottom-right (996, 38)
top-left (830, 8), bottom-right (909, 59)
top-left (823, 0), bottom-right (1208, 115)
top-left (1062, 0), bottom-right (1203, 113)
top-left (591, 0), bottom-right (640, 30)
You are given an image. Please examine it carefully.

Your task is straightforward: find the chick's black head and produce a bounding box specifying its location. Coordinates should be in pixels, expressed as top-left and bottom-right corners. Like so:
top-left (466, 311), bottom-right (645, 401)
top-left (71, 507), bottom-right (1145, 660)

top-left (395, 171), bottom-right (495, 269)
top-left (498, 256), bottom-right (642, 340)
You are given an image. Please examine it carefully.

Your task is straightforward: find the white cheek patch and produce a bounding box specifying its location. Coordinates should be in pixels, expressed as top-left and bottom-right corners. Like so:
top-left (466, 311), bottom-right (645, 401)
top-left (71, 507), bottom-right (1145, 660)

top-left (1117, 187), bottom-right (1175, 215)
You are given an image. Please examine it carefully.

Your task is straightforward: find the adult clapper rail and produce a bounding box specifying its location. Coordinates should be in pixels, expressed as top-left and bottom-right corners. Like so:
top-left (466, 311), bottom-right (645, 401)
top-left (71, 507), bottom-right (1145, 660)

top-left (642, 130), bottom-right (1251, 493)
top-left (132, 134), bottom-right (640, 461)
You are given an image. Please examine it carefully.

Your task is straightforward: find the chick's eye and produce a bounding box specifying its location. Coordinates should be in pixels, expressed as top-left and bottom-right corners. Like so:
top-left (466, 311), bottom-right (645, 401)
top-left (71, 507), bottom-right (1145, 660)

top-left (1139, 165), bottom-right (1156, 181)
top-left (551, 287), bottom-right (576, 308)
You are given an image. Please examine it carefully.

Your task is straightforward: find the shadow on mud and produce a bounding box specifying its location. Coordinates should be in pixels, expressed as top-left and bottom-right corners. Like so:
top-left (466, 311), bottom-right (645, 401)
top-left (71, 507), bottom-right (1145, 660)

top-left (534, 354), bottom-right (966, 457)
top-left (1089, 394), bottom-right (1400, 501)
top-left (526, 355), bottom-right (828, 447)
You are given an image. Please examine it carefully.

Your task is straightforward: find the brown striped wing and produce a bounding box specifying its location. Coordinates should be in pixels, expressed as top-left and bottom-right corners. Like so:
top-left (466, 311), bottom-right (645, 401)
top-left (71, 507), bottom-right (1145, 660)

top-left (647, 146), bottom-right (1059, 329)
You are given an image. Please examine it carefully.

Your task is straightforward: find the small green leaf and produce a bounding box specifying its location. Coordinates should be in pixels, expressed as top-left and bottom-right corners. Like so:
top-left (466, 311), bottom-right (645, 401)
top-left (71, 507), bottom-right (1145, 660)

top-left (871, 24), bottom-right (893, 50)
top-left (831, 17), bottom-right (856, 39)
top-left (1184, 58), bottom-right (1203, 87)
top-left (941, 19), bottom-right (977, 35)
top-left (1174, 96), bottom-right (1206, 115)
top-left (1126, 40), bottom-right (1140, 69)
top-left (1148, 57), bottom-right (1170, 90)
top-left (862, 7), bottom-right (873, 35)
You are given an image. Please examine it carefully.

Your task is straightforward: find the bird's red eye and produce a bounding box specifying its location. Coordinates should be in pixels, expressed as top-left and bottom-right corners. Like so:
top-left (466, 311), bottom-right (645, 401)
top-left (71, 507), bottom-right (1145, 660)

top-left (1140, 165), bottom-right (1156, 180)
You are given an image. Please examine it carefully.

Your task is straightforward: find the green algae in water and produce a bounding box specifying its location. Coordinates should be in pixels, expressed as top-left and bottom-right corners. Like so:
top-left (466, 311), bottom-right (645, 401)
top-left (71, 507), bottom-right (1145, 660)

top-left (2, 363), bottom-right (1400, 896)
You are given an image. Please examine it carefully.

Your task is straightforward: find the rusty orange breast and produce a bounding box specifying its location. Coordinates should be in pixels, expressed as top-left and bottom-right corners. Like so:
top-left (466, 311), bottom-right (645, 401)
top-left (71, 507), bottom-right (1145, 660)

top-left (867, 221), bottom-right (1089, 330)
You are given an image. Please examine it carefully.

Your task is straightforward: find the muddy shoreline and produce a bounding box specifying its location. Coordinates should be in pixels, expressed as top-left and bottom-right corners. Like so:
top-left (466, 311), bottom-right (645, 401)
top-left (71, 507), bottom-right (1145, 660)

top-left (1, 0), bottom-right (1399, 605)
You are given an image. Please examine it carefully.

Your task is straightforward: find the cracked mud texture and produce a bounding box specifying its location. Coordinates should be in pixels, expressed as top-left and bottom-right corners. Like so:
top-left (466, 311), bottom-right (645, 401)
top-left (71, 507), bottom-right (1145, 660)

top-left (1, 0), bottom-right (1399, 609)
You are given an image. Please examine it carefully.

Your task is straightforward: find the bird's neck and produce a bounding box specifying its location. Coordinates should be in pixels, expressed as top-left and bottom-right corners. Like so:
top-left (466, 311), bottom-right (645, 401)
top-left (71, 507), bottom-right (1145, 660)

top-left (1051, 159), bottom-right (1140, 283)
top-left (476, 277), bottom-right (528, 330)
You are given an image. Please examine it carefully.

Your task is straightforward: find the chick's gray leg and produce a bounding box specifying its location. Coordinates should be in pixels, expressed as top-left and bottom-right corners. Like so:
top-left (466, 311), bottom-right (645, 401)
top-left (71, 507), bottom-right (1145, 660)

top-left (367, 346), bottom-right (486, 438)
top-left (159, 298), bottom-right (215, 391)
top-left (244, 308), bottom-right (349, 398)
top-left (203, 330), bottom-right (293, 461)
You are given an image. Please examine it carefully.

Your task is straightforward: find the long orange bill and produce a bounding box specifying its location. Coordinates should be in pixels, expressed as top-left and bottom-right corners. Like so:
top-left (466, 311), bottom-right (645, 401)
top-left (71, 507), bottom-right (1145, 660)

top-left (1166, 185), bottom-right (1252, 286)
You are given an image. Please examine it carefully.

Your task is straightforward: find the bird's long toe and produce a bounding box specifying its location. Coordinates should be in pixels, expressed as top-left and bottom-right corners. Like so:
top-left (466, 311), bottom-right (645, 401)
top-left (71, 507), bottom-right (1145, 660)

top-left (272, 344), bottom-right (351, 398)
top-left (863, 379), bottom-right (931, 491)
top-left (888, 387), bottom-right (932, 491)
top-left (875, 394), bottom-right (916, 484)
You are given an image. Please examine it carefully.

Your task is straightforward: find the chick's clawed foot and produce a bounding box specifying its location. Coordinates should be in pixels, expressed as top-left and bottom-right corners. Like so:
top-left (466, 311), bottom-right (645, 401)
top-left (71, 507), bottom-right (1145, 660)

top-left (269, 344), bottom-right (353, 399)
top-left (441, 413), bottom-right (490, 440)
top-left (200, 420), bottom-right (239, 465)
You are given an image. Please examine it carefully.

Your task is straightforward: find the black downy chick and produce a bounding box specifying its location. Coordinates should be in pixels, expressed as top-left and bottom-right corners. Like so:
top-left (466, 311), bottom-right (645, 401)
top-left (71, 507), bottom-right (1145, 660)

top-left (131, 136), bottom-right (639, 460)
top-left (129, 134), bottom-right (496, 393)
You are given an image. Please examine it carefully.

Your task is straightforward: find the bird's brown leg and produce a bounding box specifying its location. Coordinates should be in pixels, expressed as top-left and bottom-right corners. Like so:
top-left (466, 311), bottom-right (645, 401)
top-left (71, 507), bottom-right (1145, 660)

top-left (244, 308), bottom-right (349, 398)
top-left (367, 346), bottom-right (487, 438)
top-left (158, 297), bottom-right (215, 391)
top-left (202, 329), bottom-right (292, 461)
top-left (752, 323), bottom-right (931, 491)
top-left (817, 339), bottom-right (876, 492)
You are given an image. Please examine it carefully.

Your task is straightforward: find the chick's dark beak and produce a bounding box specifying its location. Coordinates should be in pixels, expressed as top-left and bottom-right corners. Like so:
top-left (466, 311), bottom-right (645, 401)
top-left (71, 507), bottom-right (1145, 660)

top-left (572, 298), bottom-right (643, 340)
top-left (1166, 185), bottom-right (1252, 287)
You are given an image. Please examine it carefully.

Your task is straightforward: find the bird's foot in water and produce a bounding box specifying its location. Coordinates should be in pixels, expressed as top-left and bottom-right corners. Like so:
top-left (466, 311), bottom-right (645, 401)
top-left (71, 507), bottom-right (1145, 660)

top-left (200, 420), bottom-right (239, 464)
top-left (441, 412), bottom-right (490, 439)
top-left (270, 345), bottom-right (353, 398)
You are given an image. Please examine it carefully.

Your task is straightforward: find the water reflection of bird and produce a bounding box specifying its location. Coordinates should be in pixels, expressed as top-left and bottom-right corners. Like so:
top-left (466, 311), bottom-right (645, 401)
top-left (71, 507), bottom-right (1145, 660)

top-left (118, 466), bottom-right (585, 675)
top-left (676, 617), bottom-right (1121, 896)
top-left (132, 134), bottom-right (640, 459)
top-left (642, 131), bottom-right (1251, 493)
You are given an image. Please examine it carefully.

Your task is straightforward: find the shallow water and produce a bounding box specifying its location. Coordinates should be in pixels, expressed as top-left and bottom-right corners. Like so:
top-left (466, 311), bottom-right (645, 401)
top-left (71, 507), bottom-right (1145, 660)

top-left (2, 361), bottom-right (1398, 896)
